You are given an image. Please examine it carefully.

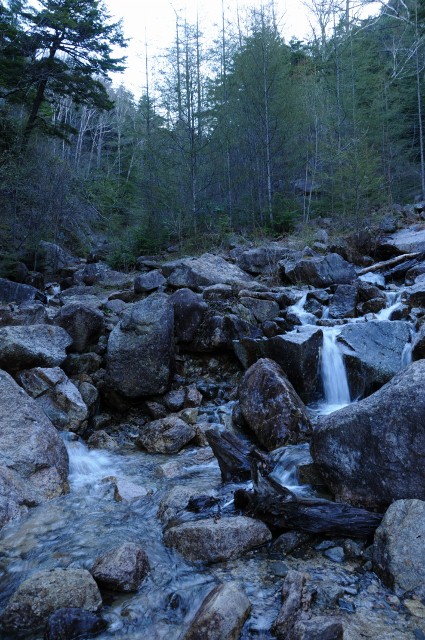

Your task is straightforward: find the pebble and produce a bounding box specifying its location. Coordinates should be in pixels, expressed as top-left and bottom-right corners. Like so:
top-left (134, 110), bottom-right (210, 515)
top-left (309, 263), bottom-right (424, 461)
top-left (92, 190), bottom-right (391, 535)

top-left (324, 547), bottom-right (345, 563)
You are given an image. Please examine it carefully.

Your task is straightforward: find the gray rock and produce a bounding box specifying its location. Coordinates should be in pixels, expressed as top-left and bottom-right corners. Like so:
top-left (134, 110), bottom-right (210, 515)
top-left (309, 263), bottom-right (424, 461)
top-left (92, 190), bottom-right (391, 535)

top-left (91, 542), bottom-right (150, 592)
top-left (164, 389), bottom-right (185, 412)
top-left (166, 253), bottom-right (252, 289)
top-left (311, 361), bottom-right (425, 510)
top-left (329, 285), bottom-right (358, 319)
top-left (137, 415), bottom-right (195, 453)
top-left (44, 608), bottom-right (107, 640)
top-left (381, 227), bottom-right (425, 254)
top-left (183, 582), bottom-right (251, 640)
top-left (134, 269), bottom-right (166, 293)
top-left (2, 569), bottom-right (102, 633)
top-left (338, 320), bottom-right (411, 397)
top-left (291, 616), bottom-right (344, 640)
top-left (237, 243), bottom-right (290, 274)
top-left (280, 254), bottom-right (356, 288)
top-left (105, 293), bottom-right (174, 397)
top-left (0, 278), bottom-right (44, 305)
top-left (412, 323), bottom-right (425, 360)
top-left (403, 279), bottom-right (425, 308)
top-left (265, 327), bottom-right (323, 403)
top-left (157, 486), bottom-right (195, 525)
top-left (0, 302), bottom-right (48, 327)
top-left (163, 516), bottom-right (272, 563)
top-left (87, 430), bottom-right (117, 450)
top-left (170, 288), bottom-right (208, 343)
top-left (0, 325), bottom-right (72, 372)
top-left (373, 499), bottom-right (425, 594)
top-left (37, 241), bottom-right (77, 274)
top-left (17, 367), bottom-right (88, 433)
top-left (54, 303), bottom-right (103, 353)
top-left (62, 352), bottom-right (102, 377)
top-left (238, 359), bottom-right (311, 451)
top-left (79, 263), bottom-right (134, 289)
top-left (240, 296), bottom-right (280, 322)
top-left (0, 369), bottom-right (68, 528)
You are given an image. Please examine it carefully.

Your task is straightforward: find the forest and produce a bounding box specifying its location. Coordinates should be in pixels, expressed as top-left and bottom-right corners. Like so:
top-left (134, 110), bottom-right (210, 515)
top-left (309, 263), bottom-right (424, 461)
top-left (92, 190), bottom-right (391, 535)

top-left (1, 0), bottom-right (425, 268)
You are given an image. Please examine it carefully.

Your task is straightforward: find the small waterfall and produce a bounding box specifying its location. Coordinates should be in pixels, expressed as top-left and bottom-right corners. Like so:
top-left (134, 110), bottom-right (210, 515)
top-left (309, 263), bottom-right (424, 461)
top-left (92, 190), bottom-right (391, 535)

top-left (64, 437), bottom-right (118, 490)
top-left (375, 291), bottom-right (402, 321)
top-left (288, 292), bottom-right (316, 326)
top-left (321, 327), bottom-right (351, 408)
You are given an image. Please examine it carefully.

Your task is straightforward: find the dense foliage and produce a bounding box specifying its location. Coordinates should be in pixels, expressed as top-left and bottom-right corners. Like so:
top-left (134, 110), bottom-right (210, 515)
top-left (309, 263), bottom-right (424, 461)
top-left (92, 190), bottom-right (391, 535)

top-left (1, 0), bottom-right (425, 266)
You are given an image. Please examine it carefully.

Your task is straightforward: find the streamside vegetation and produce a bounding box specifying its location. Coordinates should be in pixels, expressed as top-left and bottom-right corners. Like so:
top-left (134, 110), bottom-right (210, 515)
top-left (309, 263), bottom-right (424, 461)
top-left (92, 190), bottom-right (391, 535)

top-left (1, 0), bottom-right (425, 268)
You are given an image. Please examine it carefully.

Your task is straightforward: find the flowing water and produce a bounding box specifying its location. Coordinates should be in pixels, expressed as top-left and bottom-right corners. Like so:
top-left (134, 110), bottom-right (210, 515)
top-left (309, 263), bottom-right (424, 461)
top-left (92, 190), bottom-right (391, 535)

top-left (0, 282), bottom-right (417, 638)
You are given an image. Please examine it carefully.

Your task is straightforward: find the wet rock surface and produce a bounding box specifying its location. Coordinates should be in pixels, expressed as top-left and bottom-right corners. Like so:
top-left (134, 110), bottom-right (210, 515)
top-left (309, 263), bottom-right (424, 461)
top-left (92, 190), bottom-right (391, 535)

top-left (2, 569), bottom-right (102, 633)
top-left (238, 358), bottom-right (312, 450)
top-left (163, 516), bottom-right (272, 563)
top-left (312, 361), bottom-right (425, 510)
top-left (91, 542), bottom-right (150, 592)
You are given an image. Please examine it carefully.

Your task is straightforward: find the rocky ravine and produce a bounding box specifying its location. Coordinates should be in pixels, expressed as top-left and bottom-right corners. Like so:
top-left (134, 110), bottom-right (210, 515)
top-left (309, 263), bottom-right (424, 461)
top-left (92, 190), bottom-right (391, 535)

top-left (0, 227), bottom-right (425, 638)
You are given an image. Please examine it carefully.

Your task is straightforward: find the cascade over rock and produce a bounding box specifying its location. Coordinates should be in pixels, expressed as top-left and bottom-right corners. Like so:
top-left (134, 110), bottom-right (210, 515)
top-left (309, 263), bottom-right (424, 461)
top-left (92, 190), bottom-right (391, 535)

top-left (311, 360), bottom-right (425, 510)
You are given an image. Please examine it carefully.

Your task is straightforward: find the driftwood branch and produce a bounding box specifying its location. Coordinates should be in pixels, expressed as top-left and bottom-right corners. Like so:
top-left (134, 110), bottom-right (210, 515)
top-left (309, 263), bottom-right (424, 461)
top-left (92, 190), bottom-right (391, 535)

top-left (205, 428), bottom-right (251, 482)
top-left (235, 449), bottom-right (383, 538)
top-left (206, 431), bottom-right (382, 538)
top-left (358, 252), bottom-right (420, 275)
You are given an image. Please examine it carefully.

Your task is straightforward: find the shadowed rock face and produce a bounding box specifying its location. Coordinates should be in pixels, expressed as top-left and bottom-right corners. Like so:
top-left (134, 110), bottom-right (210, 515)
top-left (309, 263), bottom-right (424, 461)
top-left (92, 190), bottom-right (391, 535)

top-left (183, 582), bottom-right (251, 640)
top-left (238, 358), bottom-right (312, 451)
top-left (2, 569), bottom-right (102, 633)
top-left (280, 253), bottom-right (356, 288)
top-left (0, 325), bottom-right (72, 372)
top-left (373, 499), bottom-right (425, 595)
top-left (0, 369), bottom-right (69, 529)
top-left (338, 320), bottom-right (411, 398)
top-left (311, 360), bottom-right (425, 511)
top-left (105, 293), bottom-right (175, 398)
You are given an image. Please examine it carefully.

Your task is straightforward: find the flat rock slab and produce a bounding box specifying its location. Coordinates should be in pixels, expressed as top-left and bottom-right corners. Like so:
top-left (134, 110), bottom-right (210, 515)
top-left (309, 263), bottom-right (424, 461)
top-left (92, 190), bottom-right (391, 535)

top-left (163, 516), bottom-right (272, 563)
top-left (373, 499), bottom-right (425, 594)
top-left (0, 325), bottom-right (72, 372)
top-left (183, 582), bottom-right (251, 640)
top-left (2, 569), bottom-right (102, 633)
top-left (383, 227), bottom-right (425, 254)
top-left (166, 253), bottom-right (253, 289)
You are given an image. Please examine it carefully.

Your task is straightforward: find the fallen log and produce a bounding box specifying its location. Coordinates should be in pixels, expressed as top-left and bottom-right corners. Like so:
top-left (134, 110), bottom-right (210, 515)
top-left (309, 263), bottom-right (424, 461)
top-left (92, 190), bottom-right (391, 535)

top-left (234, 449), bottom-right (383, 538)
top-left (358, 252), bottom-right (420, 276)
top-left (205, 428), bottom-right (251, 482)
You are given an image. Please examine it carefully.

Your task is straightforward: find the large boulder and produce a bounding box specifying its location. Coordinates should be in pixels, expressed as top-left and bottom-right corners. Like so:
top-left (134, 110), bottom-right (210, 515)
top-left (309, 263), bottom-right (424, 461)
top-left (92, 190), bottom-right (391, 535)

top-left (137, 416), bottom-right (195, 454)
top-left (0, 278), bottom-right (45, 305)
top-left (166, 253), bottom-right (253, 289)
top-left (170, 288), bottom-right (208, 343)
top-left (134, 269), bottom-right (166, 293)
top-left (338, 320), bottom-right (411, 397)
top-left (105, 293), bottom-right (174, 397)
top-left (163, 516), bottom-right (272, 563)
top-left (236, 243), bottom-right (290, 275)
top-left (265, 328), bottom-right (323, 403)
top-left (0, 325), bottom-right (72, 372)
top-left (238, 359), bottom-right (312, 451)
top-left (183, 582), bottom-right (251, 640)
top-left (0, 302), bottom-right (48, 327)
top-left (311, 361), bottom-right (425, 510)
top-left (17, 367), bottom-right (88, 433)
top-left (380, 227), bottom-right (425, 255)
top-left (53, 303), bottom-right (104, 353)
top-left (2, 569), bottom-right (102, 633)
top-left (280, 253), bottom-right (356, 288)
top-left (373, 499), bottom-right (425, 595)
top-left (329, 284), bottom-right (358, 319)
top-left (0, 369), bottom-right (68, 527)
top-left (37, 240), bottom-right (77, 274)
top-left (91, 542), bottom-right (150, 592)
top-left (403, 276), bottom-right (425, 308)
